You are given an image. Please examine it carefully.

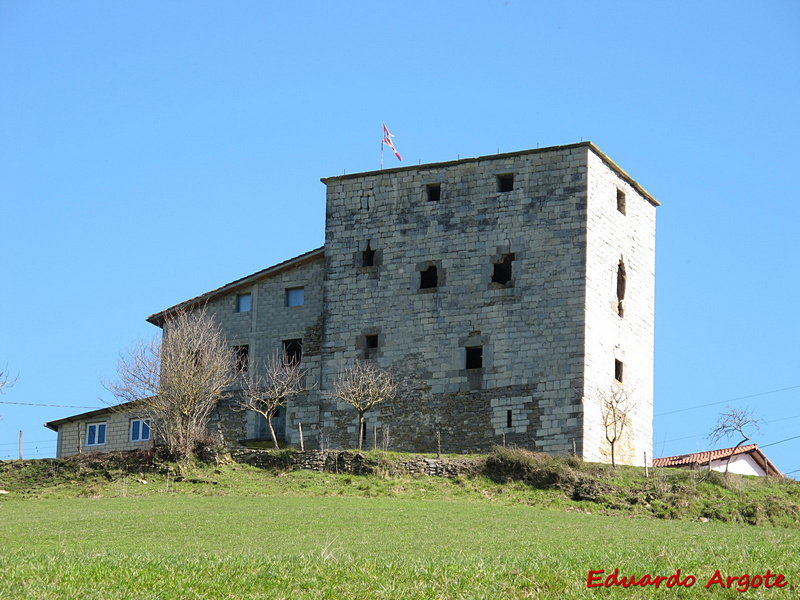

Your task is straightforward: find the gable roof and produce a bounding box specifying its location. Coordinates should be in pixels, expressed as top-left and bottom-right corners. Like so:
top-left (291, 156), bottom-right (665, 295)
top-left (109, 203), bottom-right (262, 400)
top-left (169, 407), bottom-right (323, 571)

top-left (653, 444), bottom-right (783, 477)
top-left (146, 247), bottom-right (325, 327)
top-left (44, 399), bottom-right (142, 431)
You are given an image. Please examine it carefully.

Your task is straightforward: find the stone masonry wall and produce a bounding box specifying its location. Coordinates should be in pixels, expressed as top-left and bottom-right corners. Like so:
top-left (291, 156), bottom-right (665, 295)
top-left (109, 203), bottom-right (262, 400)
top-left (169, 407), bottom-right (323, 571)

top-left (320, 145), bottom-right (591, 455)
top-left (169, 255), bottom-right (325, 448)
top-left (582, 151), bottom-right (657, 466)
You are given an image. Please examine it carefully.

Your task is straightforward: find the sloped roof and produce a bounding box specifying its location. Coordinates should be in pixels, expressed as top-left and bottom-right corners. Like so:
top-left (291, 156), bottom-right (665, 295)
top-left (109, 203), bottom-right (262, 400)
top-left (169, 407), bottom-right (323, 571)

top-left (44, 399), bottom-right (143, 431)
top-left (146, 247), bottom-right (324, 327)
top-left (653, 444), bottom-right (782, 477)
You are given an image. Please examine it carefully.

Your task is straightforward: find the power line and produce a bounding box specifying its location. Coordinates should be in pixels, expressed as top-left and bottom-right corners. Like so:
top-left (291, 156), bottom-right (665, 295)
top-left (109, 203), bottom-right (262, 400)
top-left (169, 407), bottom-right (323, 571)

top-left (0, 401), bottom-right (103, 409)
top-left (660, 414), bottom-right (800, 445)
top-left (761, 435), bottom-right (800, 449)
top-left (655, 385), bottom-right (800, 417)
top-left (0, 439), bottom-right (55, 447)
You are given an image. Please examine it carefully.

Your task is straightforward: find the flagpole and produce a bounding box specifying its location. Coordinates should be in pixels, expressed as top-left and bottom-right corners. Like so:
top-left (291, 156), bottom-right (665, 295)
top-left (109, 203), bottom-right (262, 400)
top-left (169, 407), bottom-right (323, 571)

top-left (380, 122), bottom-right (384, 169)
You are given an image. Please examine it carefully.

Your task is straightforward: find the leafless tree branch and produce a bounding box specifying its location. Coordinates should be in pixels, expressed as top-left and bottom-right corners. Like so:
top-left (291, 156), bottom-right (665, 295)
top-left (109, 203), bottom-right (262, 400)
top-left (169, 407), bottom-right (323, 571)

top-left (333, 360), bottom-right (396, 450)
top-left (598, 385), bottom-right (635, 468)
top-left (709, 406), bottom-right (762, 474)
top-left (235, 350), bottom-right (307, 449)
top-left (0, 365), bottom-right (17, 394)
top-left (104, 308), bottom-right (236, 461)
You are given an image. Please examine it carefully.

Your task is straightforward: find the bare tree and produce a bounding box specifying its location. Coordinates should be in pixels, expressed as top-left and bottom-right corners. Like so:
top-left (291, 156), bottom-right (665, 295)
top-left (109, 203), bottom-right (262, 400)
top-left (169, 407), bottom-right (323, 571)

top-left (235, 350), bottom-right (306, 449)
top-left (598, 385), bottom-right (635, 468)
top-left (709, 407), bottom-right (762, 474)
top-left (0, 365), bottom-right (17, 394)
top-left (333, 360), bottom-right (396, 450)
top-left (105, 308), bottom-right (236, 461)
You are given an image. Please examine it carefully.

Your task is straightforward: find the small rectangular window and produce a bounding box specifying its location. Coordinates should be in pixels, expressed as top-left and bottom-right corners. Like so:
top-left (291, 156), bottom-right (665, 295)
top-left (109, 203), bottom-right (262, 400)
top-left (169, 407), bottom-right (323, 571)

top-left (466, 346), bottom-right (483, 370)
top-left (286, 287), bottom-right (304, 307)
top-left (283, 339), bottom-right (303, 365)
top-left (615, 359), bottom-right (624, 383)
top-left (86, 423), bottom-right (106, 446)
top-left (491, 253), bottom-right (515, 286)
top-left (426, 183), bottom-right (441, 202)
top-left (420, 266), bottom-right (438, 289)
top-left (497, 174), bottom-right (514, 193)
top-left (130, 418), bottom-right (151, 442)
top-left (365, 335), bottom-right (378, 349)
top-left (507, 410), bottom-right (513, 428)
top-left (237, 293), bottom-right (252, 313)
top-left (617, 189), bottom-right (626, 215)
top-left (234, 345), bottom-right (249, 372)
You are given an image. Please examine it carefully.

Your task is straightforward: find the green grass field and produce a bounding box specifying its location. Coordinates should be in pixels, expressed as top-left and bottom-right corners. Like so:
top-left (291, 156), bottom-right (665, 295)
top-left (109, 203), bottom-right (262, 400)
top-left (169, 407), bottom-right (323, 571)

top-left (1, 458), bottom-right (799, 599)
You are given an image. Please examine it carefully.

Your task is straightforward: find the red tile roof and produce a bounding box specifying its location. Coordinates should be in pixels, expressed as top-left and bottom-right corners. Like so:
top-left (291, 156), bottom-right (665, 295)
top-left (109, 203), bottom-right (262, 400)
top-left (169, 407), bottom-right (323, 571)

top-left (653, 444), bottom-right (782, 476)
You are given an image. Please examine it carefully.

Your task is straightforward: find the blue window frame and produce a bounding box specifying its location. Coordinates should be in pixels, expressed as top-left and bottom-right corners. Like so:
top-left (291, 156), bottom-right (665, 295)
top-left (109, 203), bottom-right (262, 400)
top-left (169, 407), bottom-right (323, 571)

top-left (86, 423), bottom-right (106, 446)
top-left (130, 418), bottom-right (151, 442)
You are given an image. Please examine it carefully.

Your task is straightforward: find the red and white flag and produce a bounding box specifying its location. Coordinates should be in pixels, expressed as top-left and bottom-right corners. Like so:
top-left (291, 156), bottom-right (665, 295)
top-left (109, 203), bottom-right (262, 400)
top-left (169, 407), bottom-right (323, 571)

top-left (382, 123), bottom-right (402, 161)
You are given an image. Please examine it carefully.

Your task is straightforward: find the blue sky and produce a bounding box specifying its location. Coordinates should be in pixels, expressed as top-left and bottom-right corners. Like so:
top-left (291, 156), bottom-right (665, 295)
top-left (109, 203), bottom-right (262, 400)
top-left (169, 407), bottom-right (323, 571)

top-left (1, 2), bottom-right (798, 473)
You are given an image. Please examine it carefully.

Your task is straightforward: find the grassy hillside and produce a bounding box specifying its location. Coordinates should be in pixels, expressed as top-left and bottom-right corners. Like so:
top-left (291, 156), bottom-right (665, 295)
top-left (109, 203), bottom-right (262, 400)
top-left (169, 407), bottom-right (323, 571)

top-left (1, 449), bottom-right (799, 598)
top-left (2, 447), bottom-right (799, 527)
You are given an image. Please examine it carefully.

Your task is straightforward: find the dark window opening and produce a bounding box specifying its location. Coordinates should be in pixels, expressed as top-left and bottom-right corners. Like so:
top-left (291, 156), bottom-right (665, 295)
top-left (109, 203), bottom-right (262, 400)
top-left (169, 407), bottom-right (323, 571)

top-left (617, 259), bottom-right (627, 317)
top-left (615, 359), bottom-right (624, 383)
top-left (506, 410), bottom-right (513, 428)
top-left (365, 335), bottom-right (379, 349)
top-left (283, 339), bottom-right (302, 365)
top-left (491, 253), bottom-right (515, 286)
top-left (466, 346), bottom-right (483, 370)
top-left (427, 183), bottom-right (441, 202)
top-left (497, 173), bottom-right (514, 193)
top-left (617, 189), bottom-right (626, 215)
top-left (420, 265), bottom-right (438, 289)
top-left (360, 421), bottom-right (367, 444)
top-left (233, 345), bottom-right (249, 373)
top-left (362, 242), bottom-right (375, 267)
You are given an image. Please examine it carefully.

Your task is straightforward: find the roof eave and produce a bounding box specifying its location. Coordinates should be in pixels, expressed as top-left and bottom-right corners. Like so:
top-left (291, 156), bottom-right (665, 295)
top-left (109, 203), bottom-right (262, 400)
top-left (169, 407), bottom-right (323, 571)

top-left (146, 247), bottom-right (325, 328)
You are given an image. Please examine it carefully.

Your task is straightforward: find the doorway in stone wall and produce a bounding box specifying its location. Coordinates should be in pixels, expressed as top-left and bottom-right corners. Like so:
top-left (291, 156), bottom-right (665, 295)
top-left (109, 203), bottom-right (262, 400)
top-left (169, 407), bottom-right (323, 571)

top-left (256, 407), bottom-right (286, 442)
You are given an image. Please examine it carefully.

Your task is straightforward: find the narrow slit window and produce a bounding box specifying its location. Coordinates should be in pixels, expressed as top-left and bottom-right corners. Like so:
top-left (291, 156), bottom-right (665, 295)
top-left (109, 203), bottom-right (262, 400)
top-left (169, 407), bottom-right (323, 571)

top-left (361, 421), bottom-right (367, 444)
top-left (466, 346), bottom-right (483, 370)
top-left (491, 253), bottom-right (515, 286)
top-left (283, 339), bottom-right (303, 365)
top-left (617, 189), bottom-right (626, 215)
top-left (362, 242), bottom-right (375, 267)
top-left (615, 359), bottom-right (624, 383)
top-left (497, 174), bottom-right (514, 193)
top-left (420, 265), bottom-right (438, 289)
top-left (427, 183), bottom-right (441, 202)
top-left (506, 410), bottom-right (513, 428)
top-left (616, 259), bottom-right (627, 317)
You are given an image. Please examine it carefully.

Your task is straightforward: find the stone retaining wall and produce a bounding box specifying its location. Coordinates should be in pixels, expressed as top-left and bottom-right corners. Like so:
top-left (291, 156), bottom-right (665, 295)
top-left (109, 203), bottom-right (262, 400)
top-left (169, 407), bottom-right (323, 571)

top-left (230, 449), bottom-right (478, 478)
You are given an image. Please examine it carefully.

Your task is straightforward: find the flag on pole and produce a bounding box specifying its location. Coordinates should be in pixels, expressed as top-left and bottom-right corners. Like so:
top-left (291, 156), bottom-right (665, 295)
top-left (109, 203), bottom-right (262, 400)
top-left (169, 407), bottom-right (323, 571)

top-left (382, 123), bottom-right (402, 162)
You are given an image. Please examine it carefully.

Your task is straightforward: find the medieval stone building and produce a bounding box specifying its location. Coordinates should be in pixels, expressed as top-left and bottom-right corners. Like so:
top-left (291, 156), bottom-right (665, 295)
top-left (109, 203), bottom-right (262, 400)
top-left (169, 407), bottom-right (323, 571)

top-left (47, 142), bottom-right (658, 465)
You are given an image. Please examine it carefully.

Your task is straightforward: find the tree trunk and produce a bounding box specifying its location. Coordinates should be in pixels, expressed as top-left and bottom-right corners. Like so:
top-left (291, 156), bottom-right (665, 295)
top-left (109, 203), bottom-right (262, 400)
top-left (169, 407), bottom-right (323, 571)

top-left (610, 441), bottom-right (616, 468)
top-left (357, 413), bottom-right (364, 450)
top-left (268, 413), bottom-right (279, 450)
top-left (725, 438), bottom-right (748, 474)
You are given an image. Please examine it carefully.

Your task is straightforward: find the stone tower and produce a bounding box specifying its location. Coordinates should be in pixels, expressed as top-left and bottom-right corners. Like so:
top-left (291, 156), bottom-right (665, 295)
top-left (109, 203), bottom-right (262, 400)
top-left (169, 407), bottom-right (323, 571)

top-left (319, 142), bottom-right (657, 464)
